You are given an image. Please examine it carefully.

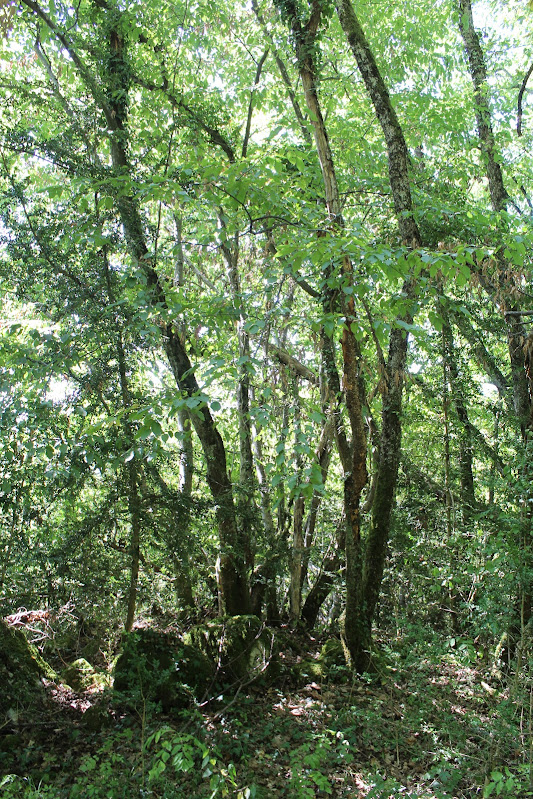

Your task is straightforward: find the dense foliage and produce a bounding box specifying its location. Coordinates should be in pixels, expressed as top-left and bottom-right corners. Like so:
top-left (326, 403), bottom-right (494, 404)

top-left (1, 0), bottom-right (533, 794)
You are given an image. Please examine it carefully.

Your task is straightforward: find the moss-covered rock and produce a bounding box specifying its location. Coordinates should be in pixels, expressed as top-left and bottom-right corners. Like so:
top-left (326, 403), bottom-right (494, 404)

top-left (296, 657), bottom-right (323, 681)
top-left (113, 628), bottom-right (213, 711)
top-left (320, 638), bottom-right (346, 670)
top-left (184, 615), bottom-right (277, 685)
top-left (293, 639), bottom-right (348, 684)
top-left (80, 638), bottom-right (102, 662)
top-left (62, 658), bottom-right (109, 692)
top-left (0, 618), bottom-right (57, 725)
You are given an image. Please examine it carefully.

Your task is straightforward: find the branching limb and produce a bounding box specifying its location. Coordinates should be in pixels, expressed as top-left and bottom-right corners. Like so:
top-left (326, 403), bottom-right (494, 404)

top-left (242, 48), bottom-right (270, 159)
top-left (517, 59), bottom-right (533, 136)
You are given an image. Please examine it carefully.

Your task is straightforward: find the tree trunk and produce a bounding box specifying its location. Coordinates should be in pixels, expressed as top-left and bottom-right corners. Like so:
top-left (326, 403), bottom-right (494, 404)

top-left (222, 232), bottom-right (256, 572)
top-left (124, 461), bottom-right (142, 632)
top-left (249, 401), bottom-right (280, 617)
top-left (289, 494), bottom-right (305, 623)
top-left (172, 407), bottom-right (196, 610)
top-left (362, 325), bottom-right (409, 632)
top-left (95, 8), bottom-right (250, 616)
top-left (457, 0), bottom-right (508, 213)
top-left (441, 309), bottom-right (476, 522)
top-left (282, 0), bottom-right (369, 666)
top-left (300, 415), bottom-right (335, 590)
top-left (103, 246), bottom-right (142, 632)
top-left (335, 0), bottom-right (423, 666)
top-left (335, 0), bottom-right (421, 245)
top-left (457, 0), bottom-right (533, 649)
top-left (289, 376), bottom-right (305, 623)
top-left (172, 215), bottom-right (195, 609)
top-left (301, 548), bottom-right (342, 630)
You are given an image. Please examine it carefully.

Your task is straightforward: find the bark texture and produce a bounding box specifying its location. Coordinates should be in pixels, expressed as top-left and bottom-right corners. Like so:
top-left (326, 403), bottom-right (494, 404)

top-left (335, 0), bottom-right (423, 666)
top-left (441, 309), bottom-right (476, 522)
top-left (335, 0), bottom-right (421, 245)
top-left (457, 0), bottom-right (508, 213)
top-left (283, 0), bottom-right (369, 666)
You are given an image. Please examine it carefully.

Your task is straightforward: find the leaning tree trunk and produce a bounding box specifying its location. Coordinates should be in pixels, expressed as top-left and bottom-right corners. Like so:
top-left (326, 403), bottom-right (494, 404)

top-left (301, 533), bottom-right (344, 630)
top-left (102, 20), bottom-right (251, 617)
top-left (336, 0), bottom-right (423, 660)
top-left (19, 1), bottom-right (253, 616)
top-left (281, 0), bottom-right (369, 668)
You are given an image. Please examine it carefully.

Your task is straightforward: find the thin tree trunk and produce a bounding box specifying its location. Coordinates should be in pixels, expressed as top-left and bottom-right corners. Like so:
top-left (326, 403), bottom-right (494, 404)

top-left (102, 240), bottom-right (142, 632)
top-left (457, 0), bottom-right (508, 213)
top-left (91, 8), bottom-right (251, 616)
top-left (443, 339), bottom-right (454, 538)
top-left (249, 401), bottom-right (280, 617)
top-left (488, 409), bottom-right (500, 506)
top-left (289, 494), bottom-right (305, 623)
top-left (289, 377), bottom-right (306, 623)
top-left (124, 460), bottom-right (142, 632)
top-left (301, 525), bottom-right (345, 629)
top-left (172, 407), bottom-right (195, 609)
top-left (300, 415), bottom-right (335, 589)
top-left (252, 0), bottom-right (312, 146)
top-left (222, 232), bottom-right (256, 571)
top-left (335, 0), bottom-right (423, 664)
top-left (442, 330), bottom-right (460, 633)
top-left (116, 326), bottom-right (142, 633)
top-left (335, 0), bottom-right (421, 245)
top-left (282, 0), bottom-right (369, 667)
top-left (171, 214), bottom-right (195, 609)
top-left (458, 0), bottom-right (533, 646)
top-left (441, 309), bottom-right (476, 522)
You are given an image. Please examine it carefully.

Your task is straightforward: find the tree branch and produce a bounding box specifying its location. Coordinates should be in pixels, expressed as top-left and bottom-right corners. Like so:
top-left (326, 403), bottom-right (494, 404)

top-left (517, 59), bottom-right (533, 136)
top-left (242, 48), bottom-right (269, 159)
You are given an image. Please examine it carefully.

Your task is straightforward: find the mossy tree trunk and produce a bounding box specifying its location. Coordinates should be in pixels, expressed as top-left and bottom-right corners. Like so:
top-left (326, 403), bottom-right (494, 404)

top-left (281, 0), bottom-right (368, 666)
top-left (335, 0), bottom-right (423, 668)
top-left (19, 0), bottom-right (252, 616)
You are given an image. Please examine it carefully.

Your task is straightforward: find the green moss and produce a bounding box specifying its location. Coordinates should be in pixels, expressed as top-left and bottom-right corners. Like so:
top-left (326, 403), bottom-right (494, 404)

top-left (0, 620), bottom-right (57, 682)
top-left (62, 658), bottom-right (110, 692)
top-left (293, 639), bottom-right (348, 684)
top-left (320, 638), bottom-right (345, 669)
top-left (297, 658), bottom-right (323, 680)
top-left (184, 615), bottom-right (278, 685)
top-left (0, 619), bottom-right (57, 724)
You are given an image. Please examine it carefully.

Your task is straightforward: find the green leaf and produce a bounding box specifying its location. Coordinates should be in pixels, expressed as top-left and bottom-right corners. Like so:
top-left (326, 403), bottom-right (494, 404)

top-left (428, 310), bottom-right (443, 332)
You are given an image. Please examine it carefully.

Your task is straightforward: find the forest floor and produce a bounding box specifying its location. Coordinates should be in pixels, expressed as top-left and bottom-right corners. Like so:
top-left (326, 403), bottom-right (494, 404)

top-left (1, 622), bottom-right (531, 799)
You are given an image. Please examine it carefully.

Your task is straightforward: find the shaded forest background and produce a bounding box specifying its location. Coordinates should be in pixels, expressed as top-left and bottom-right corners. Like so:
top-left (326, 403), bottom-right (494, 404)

top-left (1, 0), bottom-right (533, 795)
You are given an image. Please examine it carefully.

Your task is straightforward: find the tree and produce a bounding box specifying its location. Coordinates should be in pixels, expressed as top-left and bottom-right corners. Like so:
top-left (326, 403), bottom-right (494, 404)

top-left (1, 0), bottom-right (532, 674)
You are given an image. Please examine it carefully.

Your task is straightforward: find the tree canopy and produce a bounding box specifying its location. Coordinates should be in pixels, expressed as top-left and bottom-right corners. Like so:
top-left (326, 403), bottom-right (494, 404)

top-left (1, 0), bottom-right (533, 679)
top-left (4, 0), bottom-right (533, 795)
